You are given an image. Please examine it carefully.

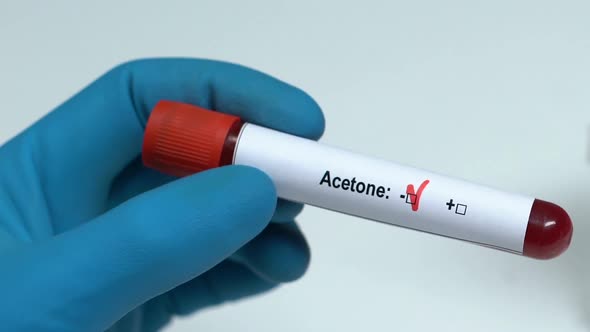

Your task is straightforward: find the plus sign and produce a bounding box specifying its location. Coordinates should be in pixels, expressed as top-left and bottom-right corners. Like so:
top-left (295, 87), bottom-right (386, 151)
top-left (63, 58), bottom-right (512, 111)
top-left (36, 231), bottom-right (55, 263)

top-left (446, 199), bottom-right (456, 210)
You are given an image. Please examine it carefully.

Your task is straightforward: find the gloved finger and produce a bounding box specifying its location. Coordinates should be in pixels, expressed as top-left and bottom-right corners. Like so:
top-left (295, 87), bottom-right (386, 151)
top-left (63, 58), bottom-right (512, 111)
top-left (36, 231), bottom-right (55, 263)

top-left (232, 222), bottom-right (310, 283)
top-left (110, 260), bottom-right (277, 332)
top-left (0, 166), bottom-right (276, 331)
top-left (157, 261), bottom-right (277, 320)
top-left (10, 58), bottom-right (324, 218)
top-left (273, 199), bottom-right (304, 223)
top-left (105, 308), bottom-right (143, 332)
top-left (109, 157), bottom-right (305, 222)
top-left (107, 157), bottom-right (177, 208)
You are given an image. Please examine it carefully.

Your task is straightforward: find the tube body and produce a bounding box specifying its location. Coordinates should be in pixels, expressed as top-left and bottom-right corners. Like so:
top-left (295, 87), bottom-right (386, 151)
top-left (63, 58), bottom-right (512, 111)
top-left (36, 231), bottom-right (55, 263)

top-left (141, 101), bottom-right (573, 259)
top-left (234, 124), bottom-right (532, 253)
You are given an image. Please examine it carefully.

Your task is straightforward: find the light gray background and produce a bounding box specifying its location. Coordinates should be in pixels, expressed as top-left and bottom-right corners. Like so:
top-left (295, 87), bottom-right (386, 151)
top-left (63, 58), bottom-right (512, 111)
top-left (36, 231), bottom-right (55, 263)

top-left (1, 1), bottom-right (589, 331)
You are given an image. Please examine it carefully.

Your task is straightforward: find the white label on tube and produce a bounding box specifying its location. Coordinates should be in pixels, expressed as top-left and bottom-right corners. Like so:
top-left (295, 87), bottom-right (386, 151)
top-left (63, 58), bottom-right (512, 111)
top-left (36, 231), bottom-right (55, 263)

top-left (234, 124), bottom-right (534, 253)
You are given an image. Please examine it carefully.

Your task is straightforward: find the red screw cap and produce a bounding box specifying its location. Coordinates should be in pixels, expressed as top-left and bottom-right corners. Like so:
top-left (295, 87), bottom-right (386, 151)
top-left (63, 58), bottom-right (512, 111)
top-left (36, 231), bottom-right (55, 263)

top-left (142, 101), bottom-right (242, 177)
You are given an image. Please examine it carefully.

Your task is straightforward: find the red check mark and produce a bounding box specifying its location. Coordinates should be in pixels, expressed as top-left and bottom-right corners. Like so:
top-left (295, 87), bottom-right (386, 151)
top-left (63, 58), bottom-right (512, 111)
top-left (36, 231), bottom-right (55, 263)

top-left (406, 180), bottom-right (430, 211)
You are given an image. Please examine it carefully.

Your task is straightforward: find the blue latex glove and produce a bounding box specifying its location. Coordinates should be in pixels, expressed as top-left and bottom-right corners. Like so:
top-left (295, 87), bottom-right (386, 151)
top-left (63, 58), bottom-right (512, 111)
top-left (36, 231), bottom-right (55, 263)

top-left (0, 58), bottom-right (325, 331)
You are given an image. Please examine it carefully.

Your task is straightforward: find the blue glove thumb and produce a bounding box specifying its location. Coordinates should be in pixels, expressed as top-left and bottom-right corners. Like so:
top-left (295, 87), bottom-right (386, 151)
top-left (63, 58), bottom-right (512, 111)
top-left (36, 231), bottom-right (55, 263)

top-left (0, 165), bottom-right (276, 331)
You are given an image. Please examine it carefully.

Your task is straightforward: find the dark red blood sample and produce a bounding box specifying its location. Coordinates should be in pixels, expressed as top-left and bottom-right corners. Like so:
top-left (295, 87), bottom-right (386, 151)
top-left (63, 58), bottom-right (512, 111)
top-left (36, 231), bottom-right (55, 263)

top-left (523, 199), bottom-right (573, 259)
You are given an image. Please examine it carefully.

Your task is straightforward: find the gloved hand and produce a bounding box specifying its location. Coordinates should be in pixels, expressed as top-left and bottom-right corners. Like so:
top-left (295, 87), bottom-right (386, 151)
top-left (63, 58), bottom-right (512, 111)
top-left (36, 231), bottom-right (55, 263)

top-left (0, 58), bottom-right (325, 332)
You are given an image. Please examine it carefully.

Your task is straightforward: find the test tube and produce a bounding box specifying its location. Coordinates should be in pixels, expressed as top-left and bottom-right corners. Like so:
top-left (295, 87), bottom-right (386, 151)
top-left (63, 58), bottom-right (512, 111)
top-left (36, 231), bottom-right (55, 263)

top-left (142, 101), bottom-right (573, 260)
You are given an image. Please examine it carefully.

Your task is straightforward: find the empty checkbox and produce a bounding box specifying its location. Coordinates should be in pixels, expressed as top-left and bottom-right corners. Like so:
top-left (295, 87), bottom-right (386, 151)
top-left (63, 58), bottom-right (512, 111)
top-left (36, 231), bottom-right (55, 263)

top-left (455, 204), bottom-right (467, 215)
